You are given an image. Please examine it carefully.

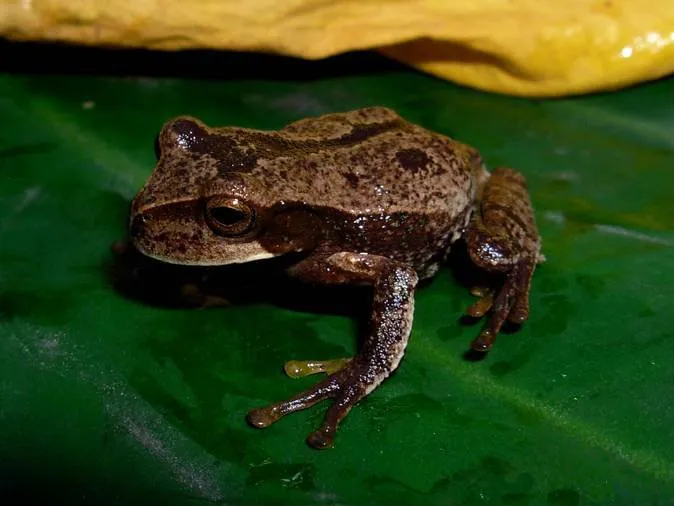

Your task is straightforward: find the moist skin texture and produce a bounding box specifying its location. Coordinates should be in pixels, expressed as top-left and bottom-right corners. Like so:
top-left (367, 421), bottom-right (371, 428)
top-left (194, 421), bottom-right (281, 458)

top-left (129, 107), bottom-right (542, 449)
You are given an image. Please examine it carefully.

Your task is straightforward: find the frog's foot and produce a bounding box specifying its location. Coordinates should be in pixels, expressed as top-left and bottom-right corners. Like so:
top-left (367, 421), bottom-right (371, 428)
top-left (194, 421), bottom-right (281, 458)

top-left (246, 358), bottom-right (375, 449)
top-left (284, 358), bottom-right (352, 378)
top-left (464, 167), bottom-right (541, 353)
top-left (469, 258), bottom-right (536, 352)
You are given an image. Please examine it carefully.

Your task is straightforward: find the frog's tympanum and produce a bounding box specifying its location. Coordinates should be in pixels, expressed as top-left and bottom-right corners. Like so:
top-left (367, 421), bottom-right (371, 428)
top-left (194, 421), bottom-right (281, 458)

top-left (129, 107), bottom-right (543, 449)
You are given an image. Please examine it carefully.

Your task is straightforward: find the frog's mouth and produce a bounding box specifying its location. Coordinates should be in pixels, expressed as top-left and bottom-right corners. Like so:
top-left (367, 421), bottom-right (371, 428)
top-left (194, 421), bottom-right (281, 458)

top-left (135, 241), bottom-right (278, 267)
top-left (130, 212), bottom-right (278, 267)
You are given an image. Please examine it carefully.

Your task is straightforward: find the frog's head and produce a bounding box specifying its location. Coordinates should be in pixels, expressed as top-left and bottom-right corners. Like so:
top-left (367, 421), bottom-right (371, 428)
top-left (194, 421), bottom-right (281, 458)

top-left (129, 116), bottom-right (323, 266)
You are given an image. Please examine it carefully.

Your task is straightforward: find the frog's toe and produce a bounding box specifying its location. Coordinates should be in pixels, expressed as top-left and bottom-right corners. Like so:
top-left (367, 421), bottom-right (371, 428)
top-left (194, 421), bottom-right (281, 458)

top-left (246, 373), bottom-right (340, 431)
top-left (470, 287), bottom-right (515, 351)
top-left (247, 361), bottom-right (371, 448)
top-left (507, 290), bottom-right (530, 324)
top-left (179, 283), bottom-right (231, 308)
top-left (470, 331), bottom-right (495, 352)
top-left (246, 407), bottom-right (279, 428)
top-left (284, 358), bottom-right (352, 378)
top-left (306, 386), bottom-right (360, 449)
top-left (466, 289), bottom-right (494, 317)
top-left (307, 427), bottom-right (336, 449)
top-left (469, 258), bottom-right (535, 351)
top-left (507, 306), bottom-right (529, 324)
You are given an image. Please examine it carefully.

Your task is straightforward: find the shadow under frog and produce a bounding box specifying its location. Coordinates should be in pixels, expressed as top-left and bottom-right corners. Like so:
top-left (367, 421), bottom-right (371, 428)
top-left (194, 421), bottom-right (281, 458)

top-left (114, 107), bottom-right (544, 449)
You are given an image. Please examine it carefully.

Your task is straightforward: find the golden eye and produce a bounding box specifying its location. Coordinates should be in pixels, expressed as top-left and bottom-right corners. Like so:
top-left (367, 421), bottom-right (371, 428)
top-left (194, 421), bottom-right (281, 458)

top-left (205, 197), bottom-right (256, 237)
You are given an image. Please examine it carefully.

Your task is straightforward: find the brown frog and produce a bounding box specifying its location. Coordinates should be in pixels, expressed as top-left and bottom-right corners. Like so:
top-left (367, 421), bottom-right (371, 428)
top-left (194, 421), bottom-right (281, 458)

top-left (129, 107), bottom-right (543, 449)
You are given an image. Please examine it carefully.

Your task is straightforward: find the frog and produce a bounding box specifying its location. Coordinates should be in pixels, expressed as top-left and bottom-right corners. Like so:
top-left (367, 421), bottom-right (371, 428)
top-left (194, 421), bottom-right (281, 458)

top-left (129, 106), bottom-right (543, 449)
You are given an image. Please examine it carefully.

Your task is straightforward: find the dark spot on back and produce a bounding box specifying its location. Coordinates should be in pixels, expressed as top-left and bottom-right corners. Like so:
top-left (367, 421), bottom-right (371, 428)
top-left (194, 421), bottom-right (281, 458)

top-left (335, 120), bottom-right (401, 144)
top-left (172, 132), bottom-right (260, 175)
top-left (195, 136), bottom-right (259, 175)
top-left (342, 172), bottom-right (360, 188)
top-left (396, 148), bottom-right (430, 173)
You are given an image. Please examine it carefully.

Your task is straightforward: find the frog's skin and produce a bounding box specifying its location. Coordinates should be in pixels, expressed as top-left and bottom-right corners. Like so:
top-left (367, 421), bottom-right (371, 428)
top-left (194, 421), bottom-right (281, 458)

top-left (130, 107), bottom-right (542, 449)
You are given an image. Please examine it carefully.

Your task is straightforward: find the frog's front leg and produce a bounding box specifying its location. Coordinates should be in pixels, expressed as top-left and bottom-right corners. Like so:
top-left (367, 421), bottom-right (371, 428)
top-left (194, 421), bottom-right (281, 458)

top-left (465, 167), bottom-right (542, 352)
top-left (246, 251), bottom-right (418, 449)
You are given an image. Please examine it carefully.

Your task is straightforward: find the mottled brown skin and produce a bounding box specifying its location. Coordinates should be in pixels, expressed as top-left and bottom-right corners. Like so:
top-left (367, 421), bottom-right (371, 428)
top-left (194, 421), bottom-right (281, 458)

top-left (129, 107), bottom-right (542, 449)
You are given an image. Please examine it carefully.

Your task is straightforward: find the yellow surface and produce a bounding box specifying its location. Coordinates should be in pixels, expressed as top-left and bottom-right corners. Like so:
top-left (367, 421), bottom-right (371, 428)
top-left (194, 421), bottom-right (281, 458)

top-left (2, 0), bottom-right (673, 96)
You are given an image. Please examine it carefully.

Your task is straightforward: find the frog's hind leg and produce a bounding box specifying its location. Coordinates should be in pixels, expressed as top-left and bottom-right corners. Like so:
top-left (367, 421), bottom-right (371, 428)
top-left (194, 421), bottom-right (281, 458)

top-left (464, 167), bottom-right (541, 352)
top-left (247, 251), bottom-right (418, 449)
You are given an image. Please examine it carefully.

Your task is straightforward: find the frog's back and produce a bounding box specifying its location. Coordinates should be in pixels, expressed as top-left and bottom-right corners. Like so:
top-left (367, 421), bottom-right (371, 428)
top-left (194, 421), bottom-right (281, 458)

top-left (270, 107), bottom-right (481, 218)
top-left (254, 107), bottom-right (486, 271)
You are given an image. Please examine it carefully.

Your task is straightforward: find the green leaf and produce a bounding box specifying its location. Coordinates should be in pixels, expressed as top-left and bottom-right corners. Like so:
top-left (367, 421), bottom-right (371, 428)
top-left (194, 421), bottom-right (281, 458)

top-left (1, 44), bottom-right (673, 506)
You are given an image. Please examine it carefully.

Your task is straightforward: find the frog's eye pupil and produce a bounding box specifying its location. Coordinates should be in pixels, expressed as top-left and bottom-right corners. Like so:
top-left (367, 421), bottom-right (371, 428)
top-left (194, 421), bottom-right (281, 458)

top-left (210, 206), bottom-right (246, 226)
top-left (205, 198), bottom-right (256, 237)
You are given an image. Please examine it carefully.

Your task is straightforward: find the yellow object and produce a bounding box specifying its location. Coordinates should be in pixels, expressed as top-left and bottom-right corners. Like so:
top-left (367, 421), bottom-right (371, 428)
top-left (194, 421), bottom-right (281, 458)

top-left (1, 0), bottom-right (673, 97)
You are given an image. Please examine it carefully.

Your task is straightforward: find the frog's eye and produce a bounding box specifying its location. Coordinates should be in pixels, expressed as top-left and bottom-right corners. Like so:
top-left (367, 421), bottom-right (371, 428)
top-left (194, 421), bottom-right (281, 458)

top-left (205, 197), bottom-right (256, 237)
